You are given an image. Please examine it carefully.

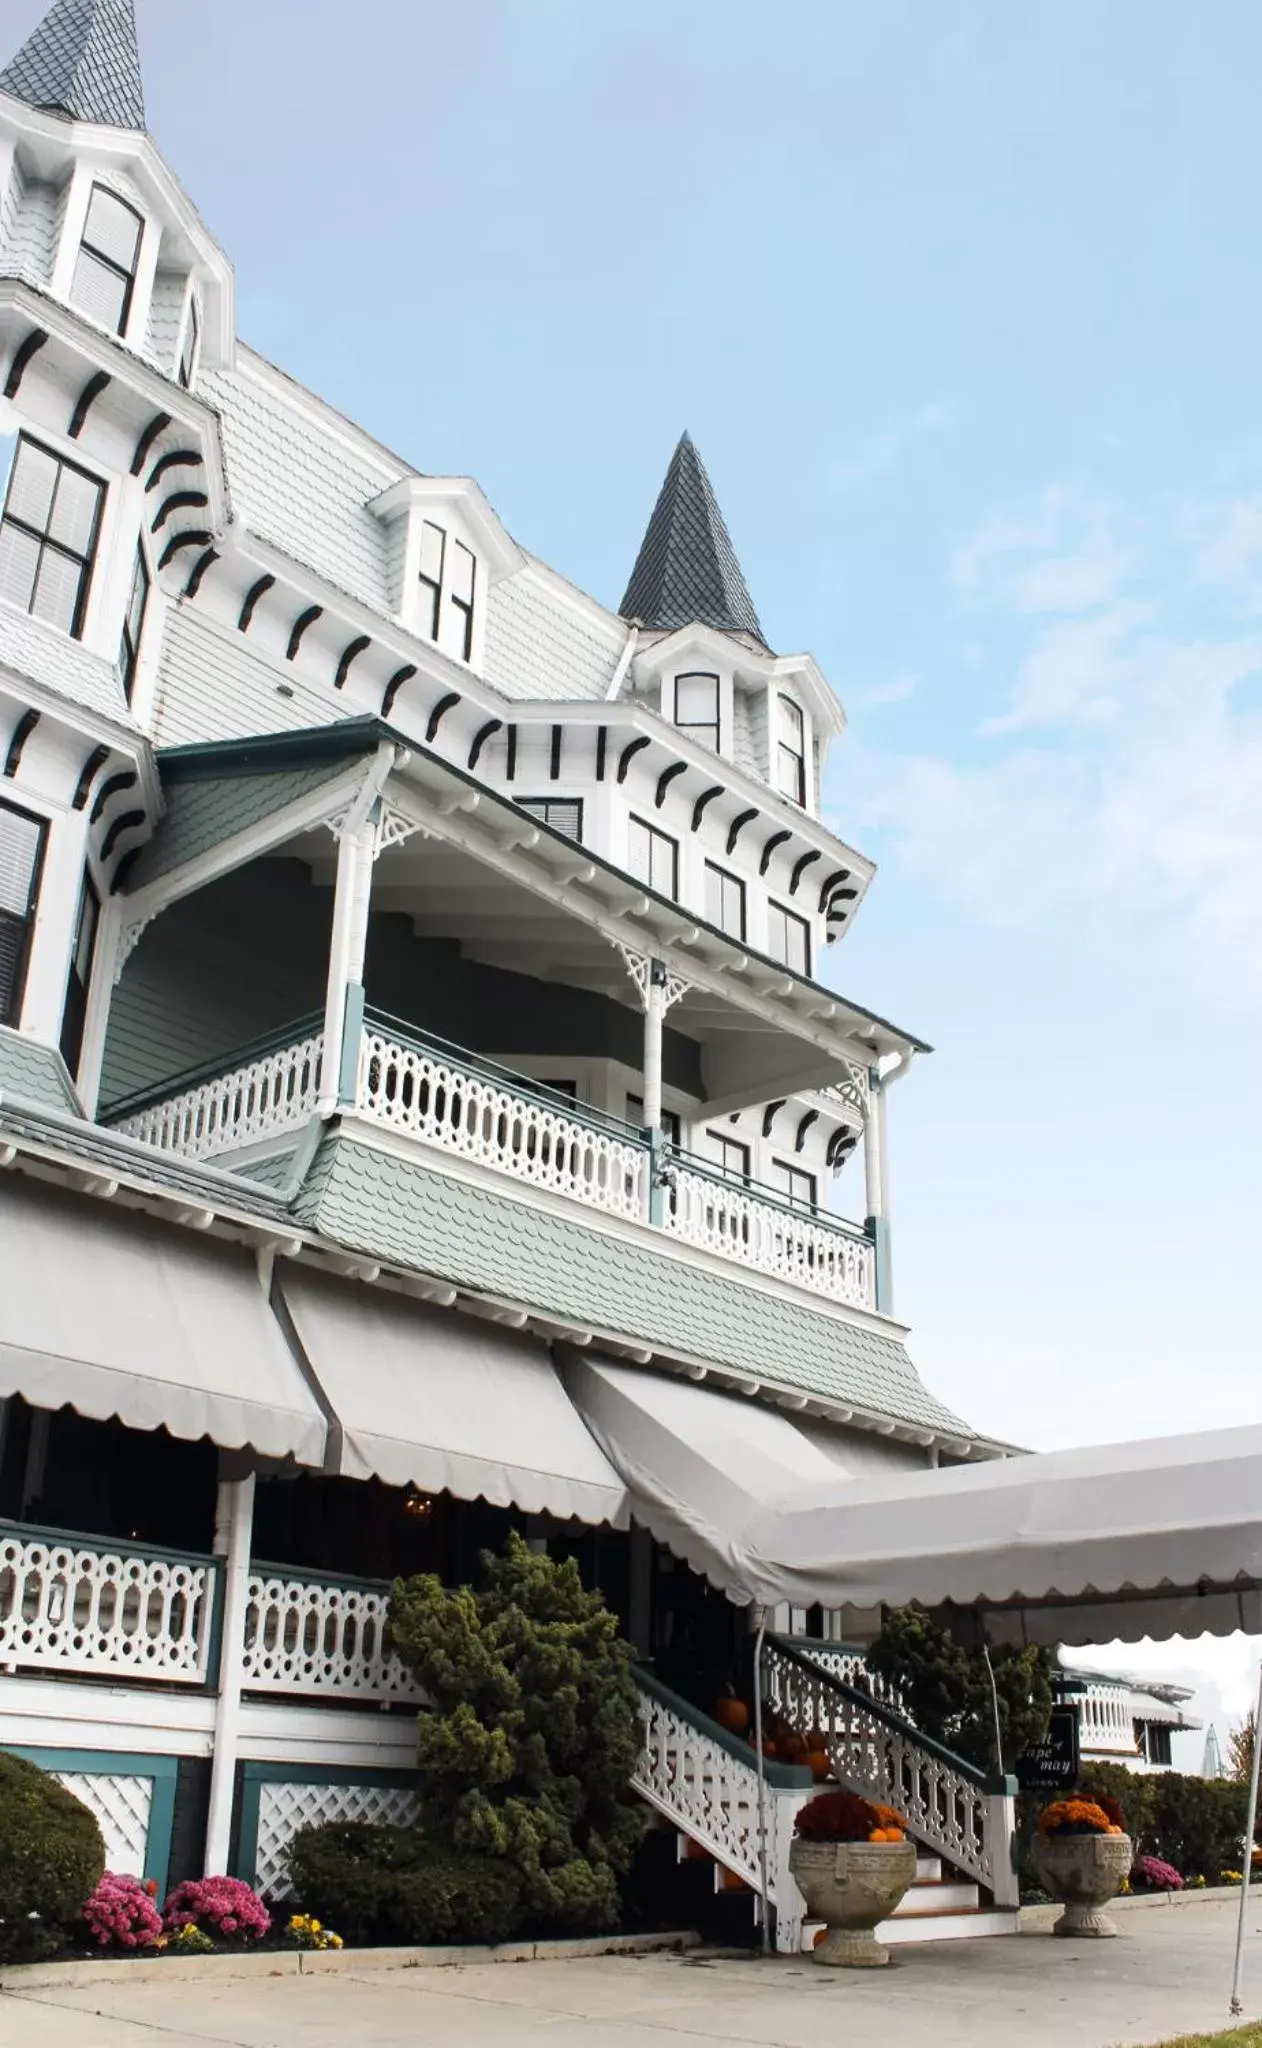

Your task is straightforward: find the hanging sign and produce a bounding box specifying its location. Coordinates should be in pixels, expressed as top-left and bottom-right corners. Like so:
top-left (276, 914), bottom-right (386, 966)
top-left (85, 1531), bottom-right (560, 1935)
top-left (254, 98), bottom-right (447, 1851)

top-left (1016, 1706), bottom-right (1080, 1793)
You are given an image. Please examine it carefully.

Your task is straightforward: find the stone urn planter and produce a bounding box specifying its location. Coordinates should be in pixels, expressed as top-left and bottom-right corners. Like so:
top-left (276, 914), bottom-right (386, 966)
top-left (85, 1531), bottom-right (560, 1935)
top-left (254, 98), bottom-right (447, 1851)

top-left (1033, 1832), bottom-right (1133, 1937)
top-left (789, 1837), bottom-right (918, 1967)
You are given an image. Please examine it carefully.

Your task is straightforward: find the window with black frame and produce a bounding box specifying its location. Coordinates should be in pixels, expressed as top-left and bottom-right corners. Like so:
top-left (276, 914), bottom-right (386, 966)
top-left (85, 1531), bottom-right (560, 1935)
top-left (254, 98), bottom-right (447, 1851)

top-left (0, 437), bottom-right (104, 640)
top-left (59, 876), bottom-right (99, 1076)
top-left (518, 797), bottom-right (583, 841)
top-left (0, 800), bottom-right (47, 1029)
top-left (768, 1159), bottom-right (817, 1212)
top-left (417, 519), bottom-right (445, 640)
top-left (119, 543), bottom-right (150, 701)
top-left (767, 898), bottom-right (811, 977)
top-left (177, 294), bottom-right (200, 390)
top-left (776, 694), bottom-right (807, 806)
top-left (627, 815), bottom-right (678, 898)
top-left (674, 672), bottom-right (720, 752)
top-left (704, 859), bottom-right (746, 940)
top-left (71, 183), bottom-right (144, 337)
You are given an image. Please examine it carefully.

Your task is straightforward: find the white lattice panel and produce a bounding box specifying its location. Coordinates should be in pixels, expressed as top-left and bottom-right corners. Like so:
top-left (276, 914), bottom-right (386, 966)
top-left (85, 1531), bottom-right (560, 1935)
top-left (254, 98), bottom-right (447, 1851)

top-left (52, 1772), bottom-right (152, 1877)
top-left (255, 1780), bottom-right (419, 1898)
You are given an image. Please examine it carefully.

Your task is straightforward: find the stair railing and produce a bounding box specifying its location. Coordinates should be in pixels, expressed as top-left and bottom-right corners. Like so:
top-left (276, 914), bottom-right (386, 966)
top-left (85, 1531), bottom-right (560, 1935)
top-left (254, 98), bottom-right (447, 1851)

top-left (764, 1636), bottom-right (1018, 1907)
top-left (631, 1667), bottom-right (814, 1950)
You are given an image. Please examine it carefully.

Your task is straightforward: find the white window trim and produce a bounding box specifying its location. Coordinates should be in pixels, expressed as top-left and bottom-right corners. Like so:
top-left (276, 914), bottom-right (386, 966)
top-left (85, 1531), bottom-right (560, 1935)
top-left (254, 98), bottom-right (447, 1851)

top-left (53, 162), bottom-right (159, 350)
top-left (176, 282), bottom-right (202, 389)
top-left (0, 777), bottom-right (89, 1047)
top-left (665, 667), bottom-right (734, 761)
top-left (769, 688), bottom-right (813, 815)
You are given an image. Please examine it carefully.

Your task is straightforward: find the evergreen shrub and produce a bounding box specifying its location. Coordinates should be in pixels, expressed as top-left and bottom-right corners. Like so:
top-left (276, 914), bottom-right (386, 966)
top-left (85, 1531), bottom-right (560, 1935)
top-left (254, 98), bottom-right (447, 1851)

top-left (0, 1751), bottom-right (105, 1961)
top-left (287, 1824), bottom-right (523, 1945)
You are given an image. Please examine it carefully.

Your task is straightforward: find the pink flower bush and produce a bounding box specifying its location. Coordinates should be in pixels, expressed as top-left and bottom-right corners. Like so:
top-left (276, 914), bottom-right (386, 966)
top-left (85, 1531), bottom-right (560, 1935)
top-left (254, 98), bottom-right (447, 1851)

top-left (82, 1872), bottom-right (164, 1950)
top-left (163, 1876), bottom-right (270, 1944)
top-left (1132, 1853), bottom-right (1184, 1892)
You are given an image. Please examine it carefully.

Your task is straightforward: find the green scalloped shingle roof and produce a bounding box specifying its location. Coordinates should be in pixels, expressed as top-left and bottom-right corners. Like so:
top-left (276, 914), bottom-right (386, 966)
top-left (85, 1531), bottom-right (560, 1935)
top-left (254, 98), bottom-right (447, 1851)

top-left (127, 761), bottom-right (354, 888)
top-left (293, 1135), bottom-right (976, 1438)
top-left (0, 1032), bottom-right (79, 1113)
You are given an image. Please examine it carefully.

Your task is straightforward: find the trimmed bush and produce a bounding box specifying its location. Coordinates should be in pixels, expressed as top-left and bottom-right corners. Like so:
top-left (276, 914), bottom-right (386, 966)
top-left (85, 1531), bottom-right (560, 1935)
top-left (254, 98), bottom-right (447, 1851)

top-left (1076, 1763), bottom-right (1250, 1883)
top-left (287, 1823), bottom-right (524, 1946)
top-left (0, 1750), bottom-right (104, 1962)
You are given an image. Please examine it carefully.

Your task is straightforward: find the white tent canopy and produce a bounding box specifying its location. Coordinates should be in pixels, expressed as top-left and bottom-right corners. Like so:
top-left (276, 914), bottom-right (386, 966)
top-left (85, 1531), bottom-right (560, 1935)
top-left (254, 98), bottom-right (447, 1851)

top-left (281, 1273), bottom-right (627, 1526)
top-left (0, 1180), bottom-right (327, 1466)
top-left (748, 1424), bottom-right (1262, 1643)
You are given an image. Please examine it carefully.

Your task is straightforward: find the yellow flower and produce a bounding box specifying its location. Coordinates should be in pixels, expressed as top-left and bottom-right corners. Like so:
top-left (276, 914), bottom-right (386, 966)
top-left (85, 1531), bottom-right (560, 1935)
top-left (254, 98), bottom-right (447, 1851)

top-left (309, 1920), bottom-right (321, 1933)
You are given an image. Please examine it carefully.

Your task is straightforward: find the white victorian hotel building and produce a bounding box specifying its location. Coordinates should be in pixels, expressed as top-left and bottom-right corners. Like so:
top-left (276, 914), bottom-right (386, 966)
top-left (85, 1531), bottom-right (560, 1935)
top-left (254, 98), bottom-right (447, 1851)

top-left (0, 0), bottom-right (1032, 1946)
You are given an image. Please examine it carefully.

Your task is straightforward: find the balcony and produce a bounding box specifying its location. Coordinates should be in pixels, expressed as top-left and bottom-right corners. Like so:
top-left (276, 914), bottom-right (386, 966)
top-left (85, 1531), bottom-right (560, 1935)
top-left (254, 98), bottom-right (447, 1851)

top-left (106, 1013), bottom-right (876, 1312)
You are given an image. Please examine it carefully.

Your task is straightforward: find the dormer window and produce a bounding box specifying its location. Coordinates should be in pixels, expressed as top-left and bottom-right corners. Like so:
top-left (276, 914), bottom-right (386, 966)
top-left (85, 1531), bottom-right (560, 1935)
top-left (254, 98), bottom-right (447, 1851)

top-left (70, 184), bottom-right (144, 338)
top-left (119, 543), bottom-right (150, 701)
top-left (0, 436), bottom-right (104, 640)
top-left (776, 695), bottom-right (807, 806)
top-left (418, 520), bottom-right (477, 661)
top-left (177, 293), bottom-right (200, 390)
top-left (674, 672), bottom-right (720, 752)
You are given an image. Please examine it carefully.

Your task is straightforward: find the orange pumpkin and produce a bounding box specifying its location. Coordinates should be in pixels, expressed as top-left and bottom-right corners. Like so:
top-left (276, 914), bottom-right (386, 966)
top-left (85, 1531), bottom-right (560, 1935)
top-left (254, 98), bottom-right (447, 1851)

top-left (812, 1926), bottom-right (828, 1948)
top-left (869, 1828), bottom-right (889, 1842)
top-left (1106, 1824), bottom-right (1124, 1836)
top-left (778, 1731), bottom-right (807, 1761)
top-left (806, 1750), bottom-right (831, 1782)
top-left (714, 1695), bottom-right (750, 1735)
top-left (761, 1740), bottom-right (778, 1759)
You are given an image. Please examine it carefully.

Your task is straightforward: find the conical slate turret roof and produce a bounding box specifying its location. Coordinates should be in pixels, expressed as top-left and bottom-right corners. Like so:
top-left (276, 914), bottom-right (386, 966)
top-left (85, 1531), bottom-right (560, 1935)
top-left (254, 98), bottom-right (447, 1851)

top-left (620, 432), bottom-right (766, 645)
top-left (0, 0), bottom-right (145, 132)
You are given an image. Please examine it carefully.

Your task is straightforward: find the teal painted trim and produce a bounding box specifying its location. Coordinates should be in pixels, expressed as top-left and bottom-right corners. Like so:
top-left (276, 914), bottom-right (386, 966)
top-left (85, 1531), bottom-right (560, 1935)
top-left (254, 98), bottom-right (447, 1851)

top-left (251, 1558), bottom-right (394, 1596)
top-left (364, 1009), bottom-right (648, 1144)
top-left (632, 1668), bottom-right (813, 1790)
top-left (157, 719), bottom-right (384, 779)
top-left (867, 1215), bottom-right (892, 1314)
top-left (671, 1149), bottom-right (871, 1247)
top-left (338, 982), bottom-right (365, 1106)
top-left (204, 1556), bottom-right (226, 1690)
top-left (5, 1748), bottom-right (179, 1895)
top-left (0, 1519), bottom-right (217, 1574)
top-left (232, 1761), bottom-right (420, 1887)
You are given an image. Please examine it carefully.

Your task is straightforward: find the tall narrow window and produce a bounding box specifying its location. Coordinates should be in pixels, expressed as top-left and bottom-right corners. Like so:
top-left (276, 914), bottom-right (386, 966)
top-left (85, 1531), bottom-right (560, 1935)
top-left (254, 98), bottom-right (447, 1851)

top-left (776, 695), bottom-right (807, 806)
top-left (0, 799), bottom-right (47, 1028)
top-left (674, 672), bottom-right (720, 752)
top-left (59, 875), bottom-right (99, 1076)
top-left (768, 1160), bottom-right (817, 1212)
top-left (446, 539), bottom-right (476, 662)
top-left (418, 520), bottom-right (445, 640)
top-left (704, 859), bottom-right (746, 940)
top-left (119, 543), bottom-right (150, 702)
top-left (0, 436), bottom-right (104, 640)
top-left (628, 815), bottom-right (678, 899)
top-left (706, 1130), bottom-right (750, 1185)
top-left (177, 294), bottom-right (200, 390)
top-left (767, 900), bottom-right (811, 976)
top-left (518, 797), bottom-right (583, 841)
top-left (70, 183), bottom-right (144, 337)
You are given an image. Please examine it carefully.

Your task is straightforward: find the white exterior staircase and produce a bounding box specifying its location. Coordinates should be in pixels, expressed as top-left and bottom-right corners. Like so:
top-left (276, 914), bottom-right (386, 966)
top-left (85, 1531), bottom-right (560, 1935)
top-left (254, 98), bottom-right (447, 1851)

top-left (632, 1642), bottom-right (1018, 1953)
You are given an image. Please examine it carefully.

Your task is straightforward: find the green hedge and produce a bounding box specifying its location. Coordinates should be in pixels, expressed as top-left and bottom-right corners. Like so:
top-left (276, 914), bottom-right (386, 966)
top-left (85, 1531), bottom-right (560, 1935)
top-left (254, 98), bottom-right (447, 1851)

top-left (1076, 1762), bottom-right (1251, 1882)
top-left (287, 1823), bottom-right (524, 1946)
top-left (0, 1751), bottom-right (105, 1961)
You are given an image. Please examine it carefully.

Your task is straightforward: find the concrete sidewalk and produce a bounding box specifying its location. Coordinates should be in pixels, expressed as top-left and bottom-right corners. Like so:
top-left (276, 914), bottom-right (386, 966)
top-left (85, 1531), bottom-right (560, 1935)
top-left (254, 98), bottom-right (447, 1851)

top-left (1, 1899), bottom-right (1258, 2048)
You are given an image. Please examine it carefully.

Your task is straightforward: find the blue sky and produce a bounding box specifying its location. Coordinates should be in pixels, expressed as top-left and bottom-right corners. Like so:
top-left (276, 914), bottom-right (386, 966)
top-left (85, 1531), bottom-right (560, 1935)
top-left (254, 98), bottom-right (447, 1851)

top-left (26, 0), bottom-right (1262, 1717)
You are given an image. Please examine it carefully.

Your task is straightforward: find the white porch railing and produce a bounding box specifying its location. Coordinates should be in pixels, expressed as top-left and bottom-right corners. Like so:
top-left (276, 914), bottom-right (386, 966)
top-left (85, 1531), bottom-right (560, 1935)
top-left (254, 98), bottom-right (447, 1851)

top-left (0, 1526), bottom-right (218, 1683)
top-left (764, 1637), bottom-right (1018, 1907)
top-left (663, 1162), bottom-right (875, 1310)
top-left (111, 1030), bottom-right (323, 1160)
top-left (631, 1668), bottom-right (812, 1951)
top-left (357, 1020), bottom-right (648, 1222)
top-left (242, 1567), bottom-right (421, 1702)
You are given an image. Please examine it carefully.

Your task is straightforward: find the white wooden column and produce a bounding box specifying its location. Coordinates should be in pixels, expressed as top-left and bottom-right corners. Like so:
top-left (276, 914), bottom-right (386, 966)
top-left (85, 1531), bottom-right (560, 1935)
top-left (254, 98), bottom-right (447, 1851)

top-left (643, 962), bottom-right (667, 1131)
top-left (204, 1460), bottom-right (256, 1877)
top-left (615, 947), bottom-right (691, 1225)
top-left (864, 1069), bottom-right (893, 1313)
top-left (318, 817), bottom-right (376, 1113)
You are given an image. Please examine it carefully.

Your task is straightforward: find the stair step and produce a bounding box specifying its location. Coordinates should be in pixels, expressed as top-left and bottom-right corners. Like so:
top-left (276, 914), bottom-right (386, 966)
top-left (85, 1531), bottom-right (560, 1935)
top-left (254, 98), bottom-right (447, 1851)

top-left (893, 1881), bottom-right (980, 1917)
top-left (881, 1908), bottom-right (1019, 1945)
top-left (915, 1856), bottom-right (942, 1884)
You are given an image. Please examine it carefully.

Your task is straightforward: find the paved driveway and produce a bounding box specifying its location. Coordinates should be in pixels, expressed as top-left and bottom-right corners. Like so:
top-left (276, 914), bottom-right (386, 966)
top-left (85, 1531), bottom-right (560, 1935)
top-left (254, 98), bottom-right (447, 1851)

top-left (1, 1901), bottom-right (1258, 2048)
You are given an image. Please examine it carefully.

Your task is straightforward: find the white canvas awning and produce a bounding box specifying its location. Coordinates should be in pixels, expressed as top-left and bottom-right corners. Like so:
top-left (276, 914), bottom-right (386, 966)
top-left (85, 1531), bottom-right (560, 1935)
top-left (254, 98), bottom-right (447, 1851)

top-left (0, 1180), bottom-right (327, 1465)
top-left (560, 1351), bottom-right (862, 1598)
top-left (280, 1272), bottom-right (627, 1526)
top-left (746, 1425), bottom-right (1262, 1643)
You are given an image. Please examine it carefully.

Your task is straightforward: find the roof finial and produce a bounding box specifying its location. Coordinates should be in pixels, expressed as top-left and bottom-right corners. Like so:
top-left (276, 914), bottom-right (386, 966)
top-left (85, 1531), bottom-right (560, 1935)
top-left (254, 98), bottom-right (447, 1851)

top-left (0, 0), bottom-right (146, 132)
top-left (620, 431), bottom-right (766, 647)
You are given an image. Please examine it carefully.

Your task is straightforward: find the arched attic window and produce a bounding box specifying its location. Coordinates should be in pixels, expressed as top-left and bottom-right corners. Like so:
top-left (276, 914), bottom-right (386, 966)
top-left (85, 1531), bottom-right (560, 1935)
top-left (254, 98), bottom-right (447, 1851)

top-left (70, 184), bottom-right (144, 339)
top-left (673, 672), bottom-right (720, 752)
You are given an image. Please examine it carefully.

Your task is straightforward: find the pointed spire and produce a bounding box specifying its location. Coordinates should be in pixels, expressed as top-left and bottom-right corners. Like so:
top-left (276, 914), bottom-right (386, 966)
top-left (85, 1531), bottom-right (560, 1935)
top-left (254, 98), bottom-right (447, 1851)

top-left (620, 432), bottom-right (766, 646)
top-left (1, 0), bottom-right (145, 132)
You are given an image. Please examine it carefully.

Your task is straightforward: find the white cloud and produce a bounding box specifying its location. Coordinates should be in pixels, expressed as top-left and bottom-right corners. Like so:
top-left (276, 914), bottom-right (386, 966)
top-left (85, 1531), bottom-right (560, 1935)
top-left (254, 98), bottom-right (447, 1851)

top-left (1193, 497), bottom-right (1262, 607)
top-left (862, 671), bottom-right (919, 707)
top-left (831, 402), bottom-right (952, 489)
top-left (841, 487), bottom-right (1262, 1005)
top-left (953, 486), bottom-right (1135, 616)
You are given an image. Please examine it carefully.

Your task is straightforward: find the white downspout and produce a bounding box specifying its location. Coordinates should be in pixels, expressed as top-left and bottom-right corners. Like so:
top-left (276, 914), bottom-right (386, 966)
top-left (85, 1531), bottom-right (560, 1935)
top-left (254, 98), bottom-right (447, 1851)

top-left (605, 623), bottom-right (639, 701)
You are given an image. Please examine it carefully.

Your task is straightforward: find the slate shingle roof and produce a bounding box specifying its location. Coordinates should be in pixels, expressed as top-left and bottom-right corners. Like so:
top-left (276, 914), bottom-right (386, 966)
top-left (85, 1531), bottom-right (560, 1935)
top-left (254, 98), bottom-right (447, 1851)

top-left (294, 1134), bottom-right (978, 1439)
top-left (0, 0), bottom-right (145, 132)
top-left (620, 432), bottom-right (766, 645)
